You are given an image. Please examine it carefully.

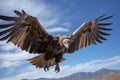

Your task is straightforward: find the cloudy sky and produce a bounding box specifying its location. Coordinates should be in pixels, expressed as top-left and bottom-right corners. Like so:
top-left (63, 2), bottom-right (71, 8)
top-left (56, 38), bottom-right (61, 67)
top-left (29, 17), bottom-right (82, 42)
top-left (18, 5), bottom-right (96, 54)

top-left (0, 0), bottom-right (120, 80)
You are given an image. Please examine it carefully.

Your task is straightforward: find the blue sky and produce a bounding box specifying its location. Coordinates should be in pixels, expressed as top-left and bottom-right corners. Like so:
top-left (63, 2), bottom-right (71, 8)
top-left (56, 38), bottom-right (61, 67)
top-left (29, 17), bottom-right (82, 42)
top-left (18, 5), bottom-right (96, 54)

top-left (0, 0), bottom-right (120, 80)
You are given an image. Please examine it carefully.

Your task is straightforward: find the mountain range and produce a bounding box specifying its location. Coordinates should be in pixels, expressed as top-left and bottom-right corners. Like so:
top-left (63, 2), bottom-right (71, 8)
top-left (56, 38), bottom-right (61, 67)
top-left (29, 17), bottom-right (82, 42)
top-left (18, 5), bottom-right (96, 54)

top-left (22, 68), bottom-right (120, 80)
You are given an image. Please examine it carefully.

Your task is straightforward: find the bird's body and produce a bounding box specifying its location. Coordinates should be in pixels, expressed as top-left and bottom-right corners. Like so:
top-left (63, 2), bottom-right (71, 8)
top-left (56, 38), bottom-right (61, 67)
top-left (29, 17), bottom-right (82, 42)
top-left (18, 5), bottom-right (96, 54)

top-left (0, 10), bottom-right (113, 72)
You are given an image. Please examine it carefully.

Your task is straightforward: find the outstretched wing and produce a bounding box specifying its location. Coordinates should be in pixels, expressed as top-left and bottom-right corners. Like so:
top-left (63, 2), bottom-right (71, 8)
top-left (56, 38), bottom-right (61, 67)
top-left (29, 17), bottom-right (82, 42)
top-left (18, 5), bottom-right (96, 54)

top-left (0, 10), bottom-right (53, 54)
top-left (68, 15), bottom-right (113, 53)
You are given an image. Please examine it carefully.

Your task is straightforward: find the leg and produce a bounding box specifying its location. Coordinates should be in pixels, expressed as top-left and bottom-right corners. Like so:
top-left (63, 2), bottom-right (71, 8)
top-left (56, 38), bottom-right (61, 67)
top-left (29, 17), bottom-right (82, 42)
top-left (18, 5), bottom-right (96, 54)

top-left (54, 53), bottom-right (63, 72)
top-left (55, 63), bottom-right (60, 73)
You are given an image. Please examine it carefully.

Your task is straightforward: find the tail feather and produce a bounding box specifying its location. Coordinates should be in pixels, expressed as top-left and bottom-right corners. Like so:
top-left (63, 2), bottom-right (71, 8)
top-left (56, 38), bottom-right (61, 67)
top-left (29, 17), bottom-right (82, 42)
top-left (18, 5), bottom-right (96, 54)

top-left (27, 54), bottom-right (44, 68)
top-left (27, 54), bottom-right (65, 68)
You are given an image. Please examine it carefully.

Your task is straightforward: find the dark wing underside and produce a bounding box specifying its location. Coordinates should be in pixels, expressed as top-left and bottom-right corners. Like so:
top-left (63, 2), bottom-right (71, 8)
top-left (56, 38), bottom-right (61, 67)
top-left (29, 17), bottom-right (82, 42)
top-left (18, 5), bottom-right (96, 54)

top-left (0, 10), bottom-right (53, 54)
top-left (68, 15), bottom-right (113, 53)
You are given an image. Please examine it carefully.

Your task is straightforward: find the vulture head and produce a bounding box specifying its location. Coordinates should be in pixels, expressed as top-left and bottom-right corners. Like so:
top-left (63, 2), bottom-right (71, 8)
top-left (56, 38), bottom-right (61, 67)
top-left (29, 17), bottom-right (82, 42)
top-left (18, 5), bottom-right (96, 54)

top-left (62, 38), bottom-right (69, 49)
top-left (56, 35), bottom-right (69, 49)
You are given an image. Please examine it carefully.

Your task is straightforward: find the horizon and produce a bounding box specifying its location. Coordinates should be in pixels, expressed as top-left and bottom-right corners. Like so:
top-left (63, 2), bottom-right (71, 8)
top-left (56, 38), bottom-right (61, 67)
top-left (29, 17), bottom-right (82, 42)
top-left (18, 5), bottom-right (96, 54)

top-left (0, 0), bottom-right (120, 80)
top-left (23, 68), bottom-right (120, 80)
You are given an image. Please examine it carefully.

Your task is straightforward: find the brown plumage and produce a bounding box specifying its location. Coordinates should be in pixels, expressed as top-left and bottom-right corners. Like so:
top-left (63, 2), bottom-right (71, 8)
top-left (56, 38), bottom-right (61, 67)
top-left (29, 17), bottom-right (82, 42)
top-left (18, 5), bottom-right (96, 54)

top-left (0, 10), bottom-right (113, 72)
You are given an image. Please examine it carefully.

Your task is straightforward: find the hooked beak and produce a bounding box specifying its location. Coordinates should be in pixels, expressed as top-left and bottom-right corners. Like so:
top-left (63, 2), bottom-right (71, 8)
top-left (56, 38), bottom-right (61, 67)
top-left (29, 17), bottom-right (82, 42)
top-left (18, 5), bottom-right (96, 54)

top-left (64, 43), bottom-right (69, 49)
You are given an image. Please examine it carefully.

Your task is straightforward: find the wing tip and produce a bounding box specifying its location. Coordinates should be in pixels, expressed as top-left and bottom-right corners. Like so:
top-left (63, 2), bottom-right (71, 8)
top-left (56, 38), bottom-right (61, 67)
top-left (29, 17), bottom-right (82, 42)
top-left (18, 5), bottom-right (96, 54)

top-left (96, 15), bottom-right (113, 21)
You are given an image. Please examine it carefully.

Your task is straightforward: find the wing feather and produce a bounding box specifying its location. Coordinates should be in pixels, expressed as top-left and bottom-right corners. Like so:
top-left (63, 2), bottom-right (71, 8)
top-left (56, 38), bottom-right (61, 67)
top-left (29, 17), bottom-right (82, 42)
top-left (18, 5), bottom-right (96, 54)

top-left (0, 23), bottom-right (14, 28)
top-left (14, 10), bottom-right (23, 16)
top-left (98, 27), bottom-right (112, 31)
top-left (98, 23), bottom-right (113, 26)
top-left (0, 10), bottom-right (53, 54)
top-left (98, 15), bottom-right (113, 21)
top-left (0, 15), bottom-right (17, 21)
top-left (0, 33), bottom-right (10, 41)
top-left (68, 15), bottom-right (113, 53)
top-left (0, 27), bottom-right (13, 35)
top-left (86, 31), bottom-right (90, 46)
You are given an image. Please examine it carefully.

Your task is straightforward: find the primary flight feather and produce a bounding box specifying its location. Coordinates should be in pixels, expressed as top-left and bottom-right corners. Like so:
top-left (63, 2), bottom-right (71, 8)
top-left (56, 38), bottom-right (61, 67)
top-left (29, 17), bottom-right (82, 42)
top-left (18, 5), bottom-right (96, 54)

top-left (0, 10), bottom-right (113, 72)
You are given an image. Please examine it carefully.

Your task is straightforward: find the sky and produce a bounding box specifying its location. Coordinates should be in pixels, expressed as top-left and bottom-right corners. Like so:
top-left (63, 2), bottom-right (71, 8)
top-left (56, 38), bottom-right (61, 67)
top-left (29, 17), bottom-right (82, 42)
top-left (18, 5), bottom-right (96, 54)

top-left (0, 0), bottom-right (120, 80)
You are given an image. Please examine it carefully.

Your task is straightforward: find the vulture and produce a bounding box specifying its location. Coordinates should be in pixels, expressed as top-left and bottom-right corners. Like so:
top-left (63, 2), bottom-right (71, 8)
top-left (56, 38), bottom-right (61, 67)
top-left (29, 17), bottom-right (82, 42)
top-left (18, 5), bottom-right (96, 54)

top-left (0, 10), bottom-right (113, 72)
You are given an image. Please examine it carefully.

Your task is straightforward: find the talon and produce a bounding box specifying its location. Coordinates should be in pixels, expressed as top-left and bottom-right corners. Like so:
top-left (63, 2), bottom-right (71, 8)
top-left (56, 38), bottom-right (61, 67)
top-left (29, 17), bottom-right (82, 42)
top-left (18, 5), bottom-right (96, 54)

top-left (43, 66), bottom-right (49, 72)
top-left (43, 66), bottom-right (47, 72)
top-left (43, 61), bottom-right (49, 72)
top-left (46, 66), bottom-right (49, 71)
top-left (55, 64), bottom-right (60, 73)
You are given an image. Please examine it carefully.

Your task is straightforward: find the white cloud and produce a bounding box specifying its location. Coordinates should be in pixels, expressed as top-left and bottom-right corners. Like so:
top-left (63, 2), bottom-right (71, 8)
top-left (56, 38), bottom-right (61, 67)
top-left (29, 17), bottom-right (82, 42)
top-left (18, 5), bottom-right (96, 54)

top-left (61, 22), bottom-right (71, 28)
top-left (0, 56), bottom-right (120, 80)
top-left (47, 27), bottom-right (69, 33)
top-left (0, 42), bottom-right (38, 69)
top-left (0, 41), bottom-right (17, 51)
top-left (0, 52), bottom-right (31, 68)
top-left (66, 56), bottom-right (120, 73)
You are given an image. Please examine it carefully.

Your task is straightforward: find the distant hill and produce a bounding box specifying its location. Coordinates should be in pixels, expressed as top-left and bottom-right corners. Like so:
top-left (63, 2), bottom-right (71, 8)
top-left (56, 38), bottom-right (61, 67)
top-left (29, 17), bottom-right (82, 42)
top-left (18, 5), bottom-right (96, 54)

top-left (22, 68), bottom-right (120, 80)
top-left (95, 72), bottom-right (120, 80)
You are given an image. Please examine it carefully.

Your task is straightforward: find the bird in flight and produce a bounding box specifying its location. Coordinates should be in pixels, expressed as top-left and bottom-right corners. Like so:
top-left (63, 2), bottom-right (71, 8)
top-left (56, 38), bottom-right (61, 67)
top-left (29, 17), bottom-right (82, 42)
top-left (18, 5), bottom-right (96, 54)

top-left (0, 10), bottom-right (113, 72)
